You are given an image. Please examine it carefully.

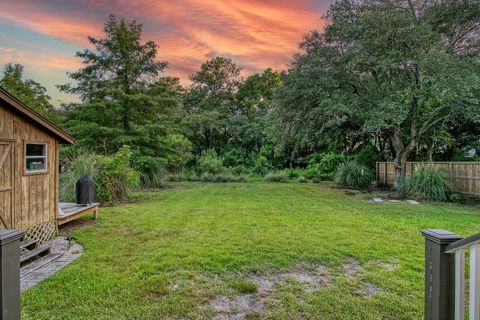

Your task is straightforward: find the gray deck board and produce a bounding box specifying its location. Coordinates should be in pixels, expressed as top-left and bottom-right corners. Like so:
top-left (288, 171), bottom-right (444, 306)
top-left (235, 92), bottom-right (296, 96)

top-left (58, 202), bottom-right (99, 218)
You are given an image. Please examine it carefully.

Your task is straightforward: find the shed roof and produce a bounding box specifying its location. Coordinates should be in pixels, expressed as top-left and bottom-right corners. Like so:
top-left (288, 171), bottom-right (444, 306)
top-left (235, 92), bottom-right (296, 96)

top-left (0, 86), bottom-right (74, 144)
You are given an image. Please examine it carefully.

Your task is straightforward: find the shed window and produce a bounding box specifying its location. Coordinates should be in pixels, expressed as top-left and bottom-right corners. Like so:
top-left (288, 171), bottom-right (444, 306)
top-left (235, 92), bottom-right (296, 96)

top-left (25, 143), bottom-right (48, 173)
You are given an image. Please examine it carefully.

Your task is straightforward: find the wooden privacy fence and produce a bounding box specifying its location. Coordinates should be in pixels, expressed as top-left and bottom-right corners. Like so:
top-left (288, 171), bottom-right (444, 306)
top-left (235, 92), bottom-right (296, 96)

top-left (376, 162), bottom-right (480, 195)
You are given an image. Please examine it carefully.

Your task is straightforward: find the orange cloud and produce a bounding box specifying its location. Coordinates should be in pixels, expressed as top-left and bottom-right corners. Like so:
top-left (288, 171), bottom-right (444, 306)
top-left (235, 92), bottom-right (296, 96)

top-left (0, 0), bottom-right (326, 99)
top-left (0, 47), bottom-right (81, 72)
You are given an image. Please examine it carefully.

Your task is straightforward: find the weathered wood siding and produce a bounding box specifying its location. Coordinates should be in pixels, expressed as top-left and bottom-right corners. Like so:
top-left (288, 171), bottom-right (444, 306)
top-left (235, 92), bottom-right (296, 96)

top-left (377, 162), bottom-right (480, 195)
top-left (0, 102), bottom-right (59, 229)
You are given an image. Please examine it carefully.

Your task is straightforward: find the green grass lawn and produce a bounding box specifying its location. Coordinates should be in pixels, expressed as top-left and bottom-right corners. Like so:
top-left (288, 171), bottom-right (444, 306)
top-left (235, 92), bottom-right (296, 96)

top-left (21, 183), bottom-right (480, 319)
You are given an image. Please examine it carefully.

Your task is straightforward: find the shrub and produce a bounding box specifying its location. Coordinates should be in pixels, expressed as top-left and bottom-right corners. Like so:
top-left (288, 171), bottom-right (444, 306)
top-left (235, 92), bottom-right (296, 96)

top-left (133, 156), bottom-right (167, 188)
top-left (213, 173), bottom-right (231, 183)
top-left (400, 165), bottom-right (452, 201)
top-left (200, 172), bottom-right (231, 183)
top-left (230, 175), bottom-right (248, 182)
top-left (181, 170), bottom-right (199, 181)
top-left (263, 172), bottom-right (288, 183)
top-left (285, 168), bottom-right (305, 178)
top-left (335, 161), bottom-right (374, 188)
top-left (200, 172), bottom-right (212, 182)
top-left (59, 154), bottom-right (97, 202)
top-left (252, 154), bottom-right (273, 176)
top-left (158, 134), bottom-right (192, 172)
top-left (197, 149), bottom-right (225, 175)
top-left (167, 174), bottom-right (183, 182)
top-left (305, 152), bottom-right (348, 181)
top-left (60, 146), bottom-right (140, 204)
top-left (94, 146), bottom-right (140, 203)
top-left (304, 166), bottom-right (335, 181)
top-left (228, 165), bottom-right (249, 176)
top-left (222, 147), bottom-right (249, 167)
top-left (353, 144), bottom-right (382, 170)
top-left (252, 143), bottom-right (282, 176)
top-left (298, 176), bottom-right (308, 183)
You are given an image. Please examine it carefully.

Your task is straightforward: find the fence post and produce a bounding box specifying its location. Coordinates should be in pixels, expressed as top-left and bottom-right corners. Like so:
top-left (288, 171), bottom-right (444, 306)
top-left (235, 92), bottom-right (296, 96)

top-left (0, 230), bottom-right (24, 320)
top-left (421, 229), bottom-right (463, 320)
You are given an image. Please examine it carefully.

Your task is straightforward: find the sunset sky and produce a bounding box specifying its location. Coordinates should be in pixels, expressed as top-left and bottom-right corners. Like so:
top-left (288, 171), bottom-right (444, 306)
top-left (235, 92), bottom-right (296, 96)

top-left (0, 0), bottom-right (329, 105)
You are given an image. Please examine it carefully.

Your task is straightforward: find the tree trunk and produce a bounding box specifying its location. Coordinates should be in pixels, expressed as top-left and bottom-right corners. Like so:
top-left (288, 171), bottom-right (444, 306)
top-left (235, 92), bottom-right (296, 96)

top-left (426, 143), bottom-right (434, 162)
top-left (391, 126), bottom-right (416, 190)
top-left (393, 155), bottom-right (407, 189)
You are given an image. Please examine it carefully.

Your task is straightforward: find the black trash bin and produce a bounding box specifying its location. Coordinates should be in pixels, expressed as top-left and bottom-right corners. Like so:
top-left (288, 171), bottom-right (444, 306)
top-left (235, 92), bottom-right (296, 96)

top-left (76, 175), bottom-right (95, 205)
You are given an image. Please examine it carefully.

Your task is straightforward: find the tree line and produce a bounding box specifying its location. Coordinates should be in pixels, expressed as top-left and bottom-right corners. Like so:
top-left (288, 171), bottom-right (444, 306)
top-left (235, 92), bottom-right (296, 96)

top-left (1, 0), bottom-right (479, 190)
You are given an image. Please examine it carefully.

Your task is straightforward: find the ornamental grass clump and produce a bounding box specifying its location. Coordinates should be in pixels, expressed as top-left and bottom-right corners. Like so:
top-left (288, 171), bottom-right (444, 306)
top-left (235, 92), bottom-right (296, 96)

top-left (335, 161), bottom-right (374, 189)
top-left (400, 165), bottom-right (452, 201)
top-left (263, 172), bottom-right (289, 183)
top-left (59, 146), bottom-right (140, 204)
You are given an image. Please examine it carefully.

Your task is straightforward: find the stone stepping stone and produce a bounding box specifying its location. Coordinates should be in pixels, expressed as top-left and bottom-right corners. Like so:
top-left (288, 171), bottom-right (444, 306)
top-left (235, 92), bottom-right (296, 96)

top-left (373, 198), bottom-right (384, 203)
top-left (406, 200), bottom-right (419, 205)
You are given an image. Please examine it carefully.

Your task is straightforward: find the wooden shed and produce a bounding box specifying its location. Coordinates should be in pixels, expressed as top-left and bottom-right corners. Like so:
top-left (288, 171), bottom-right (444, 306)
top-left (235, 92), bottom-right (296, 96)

top-left (0, 87), bottom-right (74, 242)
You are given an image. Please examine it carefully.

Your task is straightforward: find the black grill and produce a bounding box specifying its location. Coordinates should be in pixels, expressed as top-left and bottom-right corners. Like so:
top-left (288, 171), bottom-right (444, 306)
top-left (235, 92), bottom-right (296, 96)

top-left (76, 175), bottom-right (95, 205)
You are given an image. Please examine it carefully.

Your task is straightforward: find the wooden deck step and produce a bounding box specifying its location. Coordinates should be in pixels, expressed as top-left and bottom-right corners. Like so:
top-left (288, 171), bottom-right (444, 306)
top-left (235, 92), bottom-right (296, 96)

top-left (20, 239), bottom-right (37, 250)
top-left (20, 244), bottom-right (50, 264)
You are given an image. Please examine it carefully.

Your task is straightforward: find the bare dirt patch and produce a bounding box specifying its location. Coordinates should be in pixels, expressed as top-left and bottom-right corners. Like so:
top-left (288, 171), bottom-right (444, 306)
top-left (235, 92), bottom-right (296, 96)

top-left (249, 264), bottom-right (330, 294)
top-left (209, 264), bottom-right (330, 318)
top-left (374, 259), bottom-right (400, 271)
top-left (59, 219), bottom-right (96, 233)
top-left (211, 295), bottom-right (264, 320)
top-left (361, 283), bottom-right (382, 297)
top-left (343, 259), bottom-right (364, 279)
top-left (208, 261), bottom-right (385, 318)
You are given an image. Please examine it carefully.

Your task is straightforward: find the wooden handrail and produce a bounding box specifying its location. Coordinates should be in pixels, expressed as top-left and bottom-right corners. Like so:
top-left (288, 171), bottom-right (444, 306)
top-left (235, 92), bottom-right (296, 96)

top-left (445, 232), bottom-right (480, 254)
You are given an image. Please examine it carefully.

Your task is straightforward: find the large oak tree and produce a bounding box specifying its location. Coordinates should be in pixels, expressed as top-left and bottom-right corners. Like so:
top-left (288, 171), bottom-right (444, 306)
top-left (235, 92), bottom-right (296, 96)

top-left (274, 0), bottom-right (480, 188)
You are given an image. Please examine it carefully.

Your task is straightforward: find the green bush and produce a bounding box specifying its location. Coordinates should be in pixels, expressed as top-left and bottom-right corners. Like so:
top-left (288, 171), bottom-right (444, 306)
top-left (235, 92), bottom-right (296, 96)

top-left (60, 146), bottom-right (140, 204)
top-left (252, 144), bottom-right (282, 176)
top-left (298, 176), bottom-right (308, 183)
top-left (133, 156), bottom-right (167, 188)
top-left (167, 174), bottom-right (183, 182)
top-left (353, 144), bottom-right (382, 170)
top-left (285, 168), bottom-right (305, 178)
top-left (214, 173), bottom-right (231, 183)
top-left (304, 166), bottom-right (335, 181)
top-left (263, 172), bottom-right (288, 183)
top-left (335, 161), bottom-right (374, 188)
top-left (253, 154), bottom-right (273, 176)
top-left (95, 146), bottom-right (140, 203)
top-left (228, 165), bottom-right (249, 176)
top-left (222, 147), bottom-right (250, 167)
top-left (59, 154), bottom-right (97, 202)
top-left (200, 172), bottom-right (231, 183)
top-left (230, 175), bottom-right (248, 182)
top-left (197, 149), bottom-right (225, 175)
top-left (181, 170), bottom-right (200, 181)
top-left (305, 152), bottom-right (348, 181)
top-left (400, 165), bottom-right (452, 201)
top-left (158, 134), bottom-right (192, 172)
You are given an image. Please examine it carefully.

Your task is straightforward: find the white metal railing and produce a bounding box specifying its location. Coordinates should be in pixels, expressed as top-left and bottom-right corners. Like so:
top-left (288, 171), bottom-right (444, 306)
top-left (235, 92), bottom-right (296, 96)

top-left (445, 233), bottom-right (480, 320)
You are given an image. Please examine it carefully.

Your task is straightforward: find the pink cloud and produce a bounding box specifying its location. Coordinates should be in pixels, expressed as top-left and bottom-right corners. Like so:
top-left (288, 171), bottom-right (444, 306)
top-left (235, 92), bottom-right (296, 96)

top-left (0, 47), bottom-right (81, 72)
top-left (0, 1), bottom-right (326, 88)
